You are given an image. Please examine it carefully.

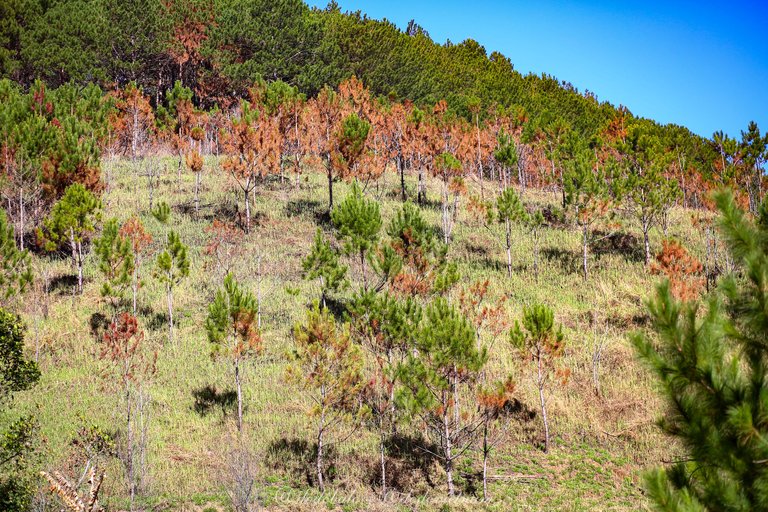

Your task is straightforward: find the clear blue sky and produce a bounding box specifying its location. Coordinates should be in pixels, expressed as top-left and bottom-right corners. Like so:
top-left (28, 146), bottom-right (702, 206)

top-left (308, 0), bottom-right (768, 140)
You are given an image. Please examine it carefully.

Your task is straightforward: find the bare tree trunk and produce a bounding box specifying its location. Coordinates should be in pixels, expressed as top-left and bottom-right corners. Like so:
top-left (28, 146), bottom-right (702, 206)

top-left (235, 356), bottom-right (243, 432)
top-left (360, 249), bottom-right (367, 290)
top-left (327, 159), bottom-right (334, 213)
top-left (482, 421), bottom-right (489, 501)
top-left (167, 285), bottom-right (174, 346)
top-left (126, 385), bottom-right (135, 511)
top-left (505, 218), bottom-right (512, 277)
top-left (582, 223), bottom-right (589, 281)
top-left (194, 171), bottom-right (200, 215)
top-left (18, 187), bottom-right (24, 251)
top-left (398, 155), bottom-right (406, 202)
top-left (243, 183), bottom-right (251, 234)
top-left (443, 391), bottom-right (454, 497)
top-left (537, 351), bottom-right (550, 453)
top-left (379, 425), bottom-right (387, 500)
top-left (317, 397), bottom-right (326, 491)
top-left (642, 219), bottom-right (651, 267)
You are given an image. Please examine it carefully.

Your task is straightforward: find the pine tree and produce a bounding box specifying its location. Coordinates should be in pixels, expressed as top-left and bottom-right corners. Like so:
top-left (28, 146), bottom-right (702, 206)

top-left (287, 303), bottom-right (365, 491)
top-left (495, 187), bottom-right (525, 277)
top-left (331, 181), bottom-right (382, 290)
top-left (510, 303), bottom-right (567, 453)
top-left (38, 183), bottom-right (100, 294)
top-left (563, 147), bottom-right (613, 280)
top-left (301, 228), bottom-right (348, 308)
top-left (93, 218), bottom-right (134, 315)
top-left (206, 274), bottom-right (261, 433)
top-left (0, 308), bottom-right (40, 512)
top-left (397, 297), bottom-right (487, 496)
top-left (0, 209), bottom-right (32, 304)
top-left (154, 230), bottom-right (189, 346)
top-left (632, 190), bottom-right (768, 511)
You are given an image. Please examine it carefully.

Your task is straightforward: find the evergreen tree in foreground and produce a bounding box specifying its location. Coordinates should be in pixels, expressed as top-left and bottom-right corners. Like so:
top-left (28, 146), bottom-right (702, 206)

top-left (633, 190), bottom-right (768, 511)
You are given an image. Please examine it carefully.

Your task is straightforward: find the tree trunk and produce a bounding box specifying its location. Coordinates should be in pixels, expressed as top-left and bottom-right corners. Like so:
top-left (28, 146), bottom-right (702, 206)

top-left (398, 155), bottom-right (406, 202)
top-left (167, 285), bottom-right (174, 346)
top-left (194, 171), bottom-right (200, 215)
top-left (18, 187), bottom-right (24, 251)
top-left (482, 421), bottom-right (489, 501)
top-left (642, 219), bottom-right (651, 266)
top-left (443, 391), bottom-right (454, 497)
top-left (379, 424), bottom-right (387, 500)
top-left (505, 218), bottom-right (512, 277)
top-left (132, 262), bottom-right (139, 316)
top-left (235, 356), bottom-right (243, 432)
top-left (327, 163), bottom-right (334, 213)
top-left (126, 385), bottom-right (135, 511)
top-left (582, 223), bottom-right (589, 281)
top-left (317, 407), bottom-right (325, 491)
top-left (537, 351), bottom-right (550, 453)
top-left (76, 237), bottom-right (84, 295)
top-left (243, 184), bottom-right (251, 234)
top-left (360, 249), bottom-right (367, 290)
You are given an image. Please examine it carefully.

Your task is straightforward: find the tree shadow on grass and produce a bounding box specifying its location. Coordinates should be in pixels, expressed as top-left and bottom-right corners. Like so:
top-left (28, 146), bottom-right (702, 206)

top-left (146, 312), bottom-right (168, 332)
top-left (265, 437), bottom-right (338, 488)
top-left (191, 385), bottom-right (237, 419)
top-left (592, 230), bottom-right (644, 263)
top-left (48, 274), bottom-right (79, 295)
top-left (375, 432), bottom-right (441, 493)
top-left (542, 247), bottom-right (579, 275)
top-left (89, 312), bottom-right (109, 342)
top-left (284, 198), bottom-right (322, 220)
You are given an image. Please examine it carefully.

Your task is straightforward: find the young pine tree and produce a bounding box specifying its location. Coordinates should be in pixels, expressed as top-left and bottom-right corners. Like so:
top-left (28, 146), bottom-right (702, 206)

top-left (39, 183), bottom-right (101, 294)
top-left (495, 187), bottom-right (525, 277)
top-left (93, 218), bottom-right (135, 316)
top-left (206, 274), bottom-right (262, 433)
top-left (397, 297), bottom-right (488, 497)
top-left (510, 304), bottom-right (567, 453)
top-left (331, 182), bottom-right (382, 290)
top-left (632, 190), bottom-right (768, 511)
top-left (301, 229), bottom-right (348, 308)
top-left (0, 209), bottom-right (32, 305)
top-left (287, 303), bottom-right (365, 491)
top-left (154, 231), bottom-right (189, 346)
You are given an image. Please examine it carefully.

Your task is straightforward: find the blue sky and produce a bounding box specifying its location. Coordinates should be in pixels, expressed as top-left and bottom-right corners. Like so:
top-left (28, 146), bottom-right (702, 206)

top-left (308, 0), bottom-right (768, 140)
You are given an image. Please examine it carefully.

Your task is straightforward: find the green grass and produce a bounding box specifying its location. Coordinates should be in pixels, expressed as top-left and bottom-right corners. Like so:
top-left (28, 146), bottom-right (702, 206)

top-left (10, 155), bottom-right (702, 510)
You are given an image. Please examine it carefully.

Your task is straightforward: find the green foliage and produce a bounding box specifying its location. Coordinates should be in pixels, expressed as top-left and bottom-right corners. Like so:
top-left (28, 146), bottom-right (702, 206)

top-left (93, 218), bottom-right (134, 309)
top-left (0, 309), bottom-right (40, 512)
top-left (302, 229), bottom-right (348, 304)
top-left (0, 209), bottom-right (31, 303)
top-left (633, 190), bottom-right (768, 511)
top-left (397, 297), bottom-right (487, 414)
top-left (336, 113), bottom-right (370, 170)
top-left (494, 129), bottom-right (518, 169)
top-left (151, 200), bottom-right (171, 224)
top-left (155, 231), bottom-right (190, 288)
top-left (510, 304), bottom-right (564, 354)
top-left (0, 309), bottom-right (39, 401)
top-left (331, 181), bottom-right (381, 288)
top-left (39, 183), bottom-right (100, 252)
top-left (496, 187), bottom-right (525, 224)
top-left (205, 273), bottom-right (261, 359)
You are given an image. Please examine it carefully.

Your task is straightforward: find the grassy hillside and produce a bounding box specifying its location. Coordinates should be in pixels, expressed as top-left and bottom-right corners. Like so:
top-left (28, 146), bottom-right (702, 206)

top-left (12, 156), bottom-right (711, 511)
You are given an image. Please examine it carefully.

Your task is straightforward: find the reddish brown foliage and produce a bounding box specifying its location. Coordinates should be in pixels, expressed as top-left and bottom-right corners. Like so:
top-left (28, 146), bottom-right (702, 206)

top-left (651, 239), bottom-right (705, 301)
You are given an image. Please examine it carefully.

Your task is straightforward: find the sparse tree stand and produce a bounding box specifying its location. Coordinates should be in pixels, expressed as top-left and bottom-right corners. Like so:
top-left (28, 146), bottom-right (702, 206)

top-left (331, 182), bottom-right (382, 290)
top-left (616, 124), bottom-right (680, 266)
top-left (287, 303), bottom-right (365, 492)
top-left (329, 113), bottom-right (370, 213)
top-left (434, 152), bottom-right (464, 245)
top-left (206, 274), bottom-right (261, 433)
top-left (633, 191), bottom-right (768, 510)
top-left (38, 184), bottom-right (101, 294)
top-left (119, 217), bottom-right (153, 316)
top-left (510, 304), bottom-right (567, 453)
top-left (397, 298), bottom-right (488, 497)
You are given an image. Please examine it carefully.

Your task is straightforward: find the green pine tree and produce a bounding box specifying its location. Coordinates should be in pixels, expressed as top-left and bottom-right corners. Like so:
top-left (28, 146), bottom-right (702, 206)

top-left (397, 297), bottom-right (487, 497)
top-left (302, 228), bottom-right (348, 308)
top-left (510, 303), bottom-right (566, 453)
top-left (154, 230), bottom-right (189, 346)
top-left (93, 218), bottom-right (134, 315)
top-left (38, 183), bottom-right (101, 294)
top-left (331, 181), bottom-right (382, 290)
top-left (632, 190), bottom-right (768, 511)
top-left (0, 209), bottom-right (31, 304)
top-left (206, 273), bottom-right (261, 433)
